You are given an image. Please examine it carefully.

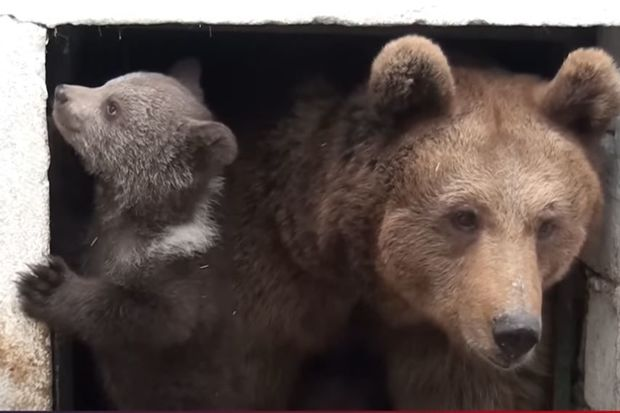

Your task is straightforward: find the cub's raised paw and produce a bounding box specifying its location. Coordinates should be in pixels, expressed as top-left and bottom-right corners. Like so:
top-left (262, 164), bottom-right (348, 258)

top-left (16, 256), bottom-right (72, 322)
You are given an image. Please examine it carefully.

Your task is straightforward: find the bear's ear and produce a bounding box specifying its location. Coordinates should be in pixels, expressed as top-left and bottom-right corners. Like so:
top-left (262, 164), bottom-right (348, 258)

top-left (169, 58), bottom-right (205, 102)
top-left (540, 48), bottom-right (620, 137)
top-left (368, 35), bottom-right (455, 117)
top-left (185, 119), bottom-right (238, 167)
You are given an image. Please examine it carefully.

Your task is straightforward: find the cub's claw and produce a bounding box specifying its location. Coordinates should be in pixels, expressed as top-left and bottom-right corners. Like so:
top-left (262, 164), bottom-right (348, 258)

top-left (16, 256), bottom-right (70, 322)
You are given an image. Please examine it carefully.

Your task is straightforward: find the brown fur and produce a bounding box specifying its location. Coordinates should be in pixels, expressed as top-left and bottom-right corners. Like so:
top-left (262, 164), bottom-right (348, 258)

top-left (213, 35), bottom-right (620, 409)
top-left (541, 48), bottom-right (620, 137)
top-left (369, 35), bottom-right (455, 117)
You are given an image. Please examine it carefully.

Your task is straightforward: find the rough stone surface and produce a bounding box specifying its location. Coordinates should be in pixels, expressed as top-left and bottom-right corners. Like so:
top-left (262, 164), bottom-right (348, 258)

top-left (582, 27), bottom-right (620, 411)
top-left (584, 280), bottom-right (620, 409)
top-left (0, 15), bottom-right (51, 410)
top-left (1, 0), bottom-right (620, 27)
top-left (580, 122), bottom-right (620, 281)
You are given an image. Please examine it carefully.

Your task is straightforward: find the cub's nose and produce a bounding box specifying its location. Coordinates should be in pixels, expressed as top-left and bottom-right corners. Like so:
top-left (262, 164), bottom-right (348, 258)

top-left (54, 85), bottom-right (68, 104)
top-left (492, 312), bottom-right (541, 362)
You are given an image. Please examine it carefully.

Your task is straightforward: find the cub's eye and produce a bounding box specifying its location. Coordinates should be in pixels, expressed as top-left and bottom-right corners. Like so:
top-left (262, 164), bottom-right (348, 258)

top-left (450, 209), bottom-right (479, 233)
top-left (106, 101), bottom-right (118, 118)
top-left (537, 219), bottom-right (556, 240)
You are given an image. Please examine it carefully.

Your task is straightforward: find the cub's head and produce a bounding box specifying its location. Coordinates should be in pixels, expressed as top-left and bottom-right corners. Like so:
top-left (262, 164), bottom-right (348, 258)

top-left (372, 36), bottom-right (620, 369)
top-left (52, 59), bottom-right (237, 207)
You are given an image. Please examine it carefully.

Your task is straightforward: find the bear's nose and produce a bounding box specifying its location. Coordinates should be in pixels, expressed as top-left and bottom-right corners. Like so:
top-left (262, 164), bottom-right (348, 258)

top-left (492, 312), bottom-right (541, 362)
top-left (54, 85), bottom-right (68, 104)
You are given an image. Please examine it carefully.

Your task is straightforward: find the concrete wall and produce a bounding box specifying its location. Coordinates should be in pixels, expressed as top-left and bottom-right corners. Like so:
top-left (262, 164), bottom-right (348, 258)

top-left (2, 0), bottom-right (620, 26)
top-left (0, 15), bottom-right (51, 410)
top-left (581, 27), bottom-right (620, 411)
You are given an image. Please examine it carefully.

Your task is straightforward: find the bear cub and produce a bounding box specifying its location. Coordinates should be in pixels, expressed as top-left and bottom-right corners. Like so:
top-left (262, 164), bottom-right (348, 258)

top-left (17, 59), bottom-right (237, 409)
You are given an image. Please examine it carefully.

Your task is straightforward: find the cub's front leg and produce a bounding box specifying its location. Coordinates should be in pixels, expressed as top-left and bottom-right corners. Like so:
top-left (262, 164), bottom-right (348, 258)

top-left (17, 255), bottom-right (200, 349)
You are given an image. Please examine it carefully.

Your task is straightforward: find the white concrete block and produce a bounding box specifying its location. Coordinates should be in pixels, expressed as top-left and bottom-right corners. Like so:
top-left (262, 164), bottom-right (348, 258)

top-left (2, 0), bottom-right (620, 27)
top-left (0, 15), bottom-right (51, 410)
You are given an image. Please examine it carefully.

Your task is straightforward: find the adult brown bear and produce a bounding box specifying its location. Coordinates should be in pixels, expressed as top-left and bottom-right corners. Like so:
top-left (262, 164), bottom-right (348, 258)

top-left (216, 35), bottom-right (620, 409)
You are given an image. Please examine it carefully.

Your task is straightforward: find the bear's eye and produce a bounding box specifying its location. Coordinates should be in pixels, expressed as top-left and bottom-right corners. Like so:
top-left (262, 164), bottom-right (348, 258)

top-left (537, 219), bottom-right (556, 240)
top-left (450, 209), bottom-right (479, 232)
top-left (106, 101), bottom-right (118, 118)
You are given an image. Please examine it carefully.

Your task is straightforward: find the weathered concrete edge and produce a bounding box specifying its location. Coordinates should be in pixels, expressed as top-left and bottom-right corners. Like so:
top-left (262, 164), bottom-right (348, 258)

top-left (2, 1), bottom-right (620, 28)
top-left (0, 15), bottom-right (51, 410)
top-left (582, 26), bottom-right (620, 411)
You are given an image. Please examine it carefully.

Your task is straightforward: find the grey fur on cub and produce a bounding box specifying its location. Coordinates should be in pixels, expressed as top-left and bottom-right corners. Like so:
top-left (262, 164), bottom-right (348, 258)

top-left (17, 59), bottom-right (237, 409)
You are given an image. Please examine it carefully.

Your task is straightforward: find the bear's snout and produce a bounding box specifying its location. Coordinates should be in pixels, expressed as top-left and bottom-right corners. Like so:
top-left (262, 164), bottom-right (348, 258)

top-left (492, 312), bottom-right (541, 364)
top-left (52, 84), bottom-right (90, 135)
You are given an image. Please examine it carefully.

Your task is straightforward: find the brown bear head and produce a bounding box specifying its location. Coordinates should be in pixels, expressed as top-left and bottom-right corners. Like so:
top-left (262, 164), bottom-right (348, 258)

top-left (372, 36), bottom-right (620, 369)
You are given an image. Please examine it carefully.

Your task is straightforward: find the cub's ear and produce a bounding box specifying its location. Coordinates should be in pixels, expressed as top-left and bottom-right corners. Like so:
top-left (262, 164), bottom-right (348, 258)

top-left (169, 58), bottom-right (205, 102)
top-left (186, 119), bottom-right (238, 167)
top-left (368, 35), bottom-right (455, 117)
top-left (540, 48), bottom-right (620, 137)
